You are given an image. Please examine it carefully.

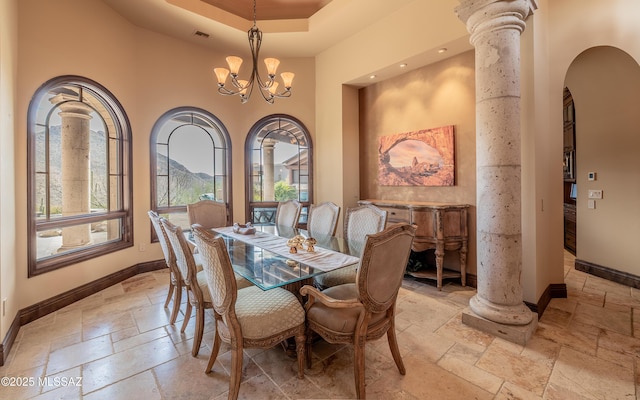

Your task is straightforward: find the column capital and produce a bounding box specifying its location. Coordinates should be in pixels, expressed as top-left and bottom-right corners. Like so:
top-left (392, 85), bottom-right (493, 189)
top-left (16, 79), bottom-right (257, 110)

top-left (261, 138), bottom-right (278, 148)
top-left (456, 0), bottom-right (537, 44)
top-left (50, 93), bottom-right (93, 118)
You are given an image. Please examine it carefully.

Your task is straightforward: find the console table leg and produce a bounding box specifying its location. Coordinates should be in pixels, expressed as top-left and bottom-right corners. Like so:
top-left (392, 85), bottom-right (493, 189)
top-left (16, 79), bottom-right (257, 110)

top-left (435, 244), bottom-right (445, 291)
top-left (460, 241), bottom-right (468, 287)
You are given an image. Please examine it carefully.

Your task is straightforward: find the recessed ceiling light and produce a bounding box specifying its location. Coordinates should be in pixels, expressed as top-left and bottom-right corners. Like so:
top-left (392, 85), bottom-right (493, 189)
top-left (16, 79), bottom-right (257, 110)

top-left (438, 48), bottom-right (448, 53)
top-left (369, 74), bottom-right (377, 79)
top-left (399, 63), bottom-right (408, 68)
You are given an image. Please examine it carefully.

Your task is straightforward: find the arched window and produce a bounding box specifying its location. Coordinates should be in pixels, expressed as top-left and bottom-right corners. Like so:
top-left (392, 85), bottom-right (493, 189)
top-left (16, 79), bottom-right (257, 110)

top-left (245, 114), bottom-right (312, 225)
top-left (150, 107), bottom-right (232, 231)
top-left (27, 76), bottom-right (133, 276)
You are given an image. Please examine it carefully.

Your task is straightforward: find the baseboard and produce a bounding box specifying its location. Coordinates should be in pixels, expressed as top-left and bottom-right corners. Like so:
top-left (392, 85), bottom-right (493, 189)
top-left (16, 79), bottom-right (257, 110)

top-left (0, 312), bottom-right (21, 366)
top-left (465, 273), bottom-right (477, 288)
top-left (575, 259), bottom-right (640, 289)
top-left (0, 259), bottom-right (165, 366)
top-left (525, 283), bottom-right (567, 319)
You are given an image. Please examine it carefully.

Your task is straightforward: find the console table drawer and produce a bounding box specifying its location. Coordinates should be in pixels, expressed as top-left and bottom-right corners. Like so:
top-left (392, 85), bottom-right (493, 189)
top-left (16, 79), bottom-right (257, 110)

top-left (377, 206), bottom-right (410, 224)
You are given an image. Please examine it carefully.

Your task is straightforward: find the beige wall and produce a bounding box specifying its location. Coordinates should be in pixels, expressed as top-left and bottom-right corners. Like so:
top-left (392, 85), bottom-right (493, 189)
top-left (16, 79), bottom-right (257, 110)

top-left (314, 0), bottom-right (470, 225)
top-left (358, 50), bottom-right (477, 274)
top-left (6, 0), bottom-right (315, 341)
top-left (533, 0), bottom-right (640, 295)
top-left (5, 0), bottom-right (640, 342)
top-left (566, 46), bottom-right (640, 274)
top-left (0, 0), bottom-right (18, 341)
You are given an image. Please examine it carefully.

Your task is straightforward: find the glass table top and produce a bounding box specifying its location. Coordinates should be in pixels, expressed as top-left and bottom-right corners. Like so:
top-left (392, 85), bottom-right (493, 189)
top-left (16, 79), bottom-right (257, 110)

top-left (213, 225), bottom-right (363, 291)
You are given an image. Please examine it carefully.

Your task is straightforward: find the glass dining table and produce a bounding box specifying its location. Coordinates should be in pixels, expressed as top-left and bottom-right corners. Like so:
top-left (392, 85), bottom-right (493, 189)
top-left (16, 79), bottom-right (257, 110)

top-left (204, 224), bottom-right (363, 298)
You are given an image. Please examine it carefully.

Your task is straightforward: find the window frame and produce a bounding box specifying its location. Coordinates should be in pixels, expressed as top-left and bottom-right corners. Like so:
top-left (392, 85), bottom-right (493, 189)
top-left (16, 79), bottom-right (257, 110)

top-left (149, 107), bottom-right (233, 235)
top-left (244, 114), bottom-right (313, 225)
top-left (27, 75), bottom-right (133, 277)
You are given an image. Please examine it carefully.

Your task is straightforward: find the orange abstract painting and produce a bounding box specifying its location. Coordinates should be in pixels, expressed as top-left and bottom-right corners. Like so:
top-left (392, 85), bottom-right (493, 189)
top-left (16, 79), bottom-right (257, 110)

top-left (378, 125), bottom-right (455, 186)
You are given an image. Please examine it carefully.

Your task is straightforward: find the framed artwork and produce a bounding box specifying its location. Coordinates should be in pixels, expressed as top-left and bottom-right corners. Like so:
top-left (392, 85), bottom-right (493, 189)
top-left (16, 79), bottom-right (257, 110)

top-left (378, 125), bottom-right (455, 186)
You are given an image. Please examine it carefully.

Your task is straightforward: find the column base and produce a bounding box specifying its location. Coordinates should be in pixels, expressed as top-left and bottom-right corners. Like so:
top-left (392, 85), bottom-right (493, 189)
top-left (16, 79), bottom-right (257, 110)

top-left (462, 308), bottom-right (538, 345)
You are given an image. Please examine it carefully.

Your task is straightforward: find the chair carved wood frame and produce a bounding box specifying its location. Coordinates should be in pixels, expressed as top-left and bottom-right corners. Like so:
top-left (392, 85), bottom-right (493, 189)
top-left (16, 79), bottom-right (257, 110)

top-left (148, 210), bottom-right (182, 325)
top-left (161, 218), bottom-right (212, 357)
top-left (192, 225), bottom-right (306, 400)
top-left (301, 223), bottom-right (416, 399)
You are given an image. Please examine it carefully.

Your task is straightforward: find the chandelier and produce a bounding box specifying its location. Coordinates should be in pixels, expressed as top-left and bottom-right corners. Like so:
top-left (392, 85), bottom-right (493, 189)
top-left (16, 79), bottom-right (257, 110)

top-left (213, 0), bottom-right (294, 104)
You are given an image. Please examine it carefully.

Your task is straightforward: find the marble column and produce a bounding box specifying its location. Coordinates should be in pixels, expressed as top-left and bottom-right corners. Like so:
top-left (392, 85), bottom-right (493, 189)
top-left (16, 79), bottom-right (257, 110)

top-left (456, 0), bottom-right (537, 344)
top-left (51, 95), bottom-right (94, 251)
top-left (262, 138), bottom-right (276, 201)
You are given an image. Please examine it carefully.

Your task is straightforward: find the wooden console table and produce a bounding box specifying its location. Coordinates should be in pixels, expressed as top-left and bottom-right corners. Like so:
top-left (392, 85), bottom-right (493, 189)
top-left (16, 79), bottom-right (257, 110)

top-left (359, 200), bottom-right (469, 290)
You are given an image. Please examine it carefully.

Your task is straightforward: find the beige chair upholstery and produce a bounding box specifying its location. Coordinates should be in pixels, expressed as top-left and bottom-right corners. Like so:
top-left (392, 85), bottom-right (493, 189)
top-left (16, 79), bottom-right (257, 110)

top-left (275, 199), bottom-right (302, 228)
top-left (314, 204), bottom-right (387, 289)
top-left (161, 217), bottom-right (213, 356)
top-left (307, 201), bottom-right (340, 237)
top-left (160, 218), bottom-right (252, 357)
top-left (187, 200), bottom-right (228, 229)
top-left (192, 225), bottom-right (306, 400)
top-left (148, 210), bottom-right (183, 324)
top-left (301, 223), bottom-right (415, 400)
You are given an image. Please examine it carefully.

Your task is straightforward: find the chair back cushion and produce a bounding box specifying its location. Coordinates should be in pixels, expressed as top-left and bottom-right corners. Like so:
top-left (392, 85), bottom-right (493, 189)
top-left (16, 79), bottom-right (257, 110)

top-left (356, 223), bottom-right (415, 313)
top-left (344, 204), bottom-right (388, 255)
top-left (161, 218), bottom-right (202, 300)
top-left (187, 200), bottom-right (228, 229)
top-left (275, 200), bottom-right (302, 228)
top-left (192, 225), bottom-right (236, 314)
top-left (148, 210), bottom-right (174, 267)
top-left (307, 201), bottom-right (340, 237)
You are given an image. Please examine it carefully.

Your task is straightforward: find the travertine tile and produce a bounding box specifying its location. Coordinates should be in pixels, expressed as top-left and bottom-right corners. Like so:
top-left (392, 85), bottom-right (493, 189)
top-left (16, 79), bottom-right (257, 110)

top-left (495, 381), bottom-right (543, 400)
top-left (534, 322), bottom-right (598, 356)
top-left (572, 301), bottom-right (631, 336)
top-left (437, 353), bottom-right (503, 394)
top-left (548, 346), bottom-right (635, 399)
top-left (83, 370), bottom-right (160, 400)
top-left (154, 352), bottom-right (228, 399)
top-left (3, 251), bottom-right (640, 400)
top-left (81, 336), bottom-right (178, 393)
top-left (82, 311), bottom-right (137, 341)
top-left (46, 335), bottom-right (113, 375)
top-left (112, 326), bottom-right (167, 353)
top-left (476, 340), bottom-right (552, 396)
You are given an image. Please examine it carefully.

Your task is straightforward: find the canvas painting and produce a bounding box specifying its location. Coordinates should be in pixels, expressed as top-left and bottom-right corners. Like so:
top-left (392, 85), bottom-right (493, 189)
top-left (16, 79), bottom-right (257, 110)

top-left (378, 125), bottom-right (455, 186)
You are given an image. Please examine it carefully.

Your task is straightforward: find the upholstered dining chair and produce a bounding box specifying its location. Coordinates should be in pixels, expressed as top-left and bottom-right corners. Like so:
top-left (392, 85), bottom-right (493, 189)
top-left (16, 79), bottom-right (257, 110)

top-left (300, 223), bottom-right (416, 400)
top-left (148, 210), bottom-right (183, 325)
top-left (307, 201), bottom-right (340, 237)
top-left (275, 199), bottom-right (302, 228)
top-left (313, 204), bottom-right (387, 289)
top-left (191, 225), bottom-right (306, 400)
top-left (160, 218), bottom-right (251, 357)
top-left (160, 217), bottom-right (213, 356)
top-left (187, 199), bottom-right (229, 229)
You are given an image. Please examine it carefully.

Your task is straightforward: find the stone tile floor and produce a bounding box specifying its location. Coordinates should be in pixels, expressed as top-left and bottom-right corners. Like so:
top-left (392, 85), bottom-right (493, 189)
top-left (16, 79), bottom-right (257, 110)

top-left (1, 251), bottom-right (639, 399)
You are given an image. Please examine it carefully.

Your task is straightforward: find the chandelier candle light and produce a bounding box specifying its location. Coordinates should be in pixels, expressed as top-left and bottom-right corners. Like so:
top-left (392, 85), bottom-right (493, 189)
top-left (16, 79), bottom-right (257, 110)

top-left (214, 0), bottom-right (294, 104)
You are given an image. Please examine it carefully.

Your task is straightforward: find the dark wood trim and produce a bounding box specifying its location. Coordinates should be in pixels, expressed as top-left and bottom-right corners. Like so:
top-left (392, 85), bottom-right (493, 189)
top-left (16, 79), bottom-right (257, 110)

top-left (575, 259), bottom-right (640, 289)
top-left (0, 259), bottom-right (165, 366)
top-left (525, 283), bottom-right (567, 318)
top-left (0, 312), bottom-right (21, 366)
top-left (465, 273), bottom-right (477, 288)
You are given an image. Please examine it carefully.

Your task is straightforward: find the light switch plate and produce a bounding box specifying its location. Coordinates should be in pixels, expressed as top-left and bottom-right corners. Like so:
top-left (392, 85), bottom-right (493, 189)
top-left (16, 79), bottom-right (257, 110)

top-left (588, 189), bottom-right (603, 199)
top-left (588, 199), bottom-right (596, 209)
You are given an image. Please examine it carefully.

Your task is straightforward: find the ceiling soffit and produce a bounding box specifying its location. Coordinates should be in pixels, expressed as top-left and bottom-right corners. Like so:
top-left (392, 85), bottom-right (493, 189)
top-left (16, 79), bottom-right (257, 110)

top-left (201, 0), bottom-right (333, 21)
